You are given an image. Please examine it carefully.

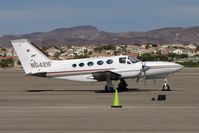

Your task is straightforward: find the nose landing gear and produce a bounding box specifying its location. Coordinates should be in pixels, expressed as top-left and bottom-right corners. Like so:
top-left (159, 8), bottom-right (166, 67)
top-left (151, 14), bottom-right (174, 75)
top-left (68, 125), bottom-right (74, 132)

top-left (162, 78), bottom-right (171, 91)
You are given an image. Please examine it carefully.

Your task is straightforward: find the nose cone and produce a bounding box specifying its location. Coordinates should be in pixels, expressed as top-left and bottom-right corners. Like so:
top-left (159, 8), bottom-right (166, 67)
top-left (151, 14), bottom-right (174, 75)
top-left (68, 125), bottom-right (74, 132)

top-left (175, 63), bottom-right (184, 71)
top-left (145, 61), bottom-right (184, 74)
top-left (167, 62), bottom-right (184, 72)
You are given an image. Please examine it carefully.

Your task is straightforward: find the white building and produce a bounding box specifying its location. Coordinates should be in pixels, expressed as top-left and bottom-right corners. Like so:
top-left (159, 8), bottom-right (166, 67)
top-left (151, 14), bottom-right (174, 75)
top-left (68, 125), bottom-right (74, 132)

top-left (186, 44), bottom-right (197, 49)
top-left (46, 47), bottom-right (61, 56)
top-left (172, 49), bottom-right (183, 54)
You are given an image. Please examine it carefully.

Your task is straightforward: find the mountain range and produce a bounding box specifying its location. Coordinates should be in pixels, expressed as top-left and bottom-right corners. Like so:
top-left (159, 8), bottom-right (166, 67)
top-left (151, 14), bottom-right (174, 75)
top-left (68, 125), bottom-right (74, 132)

top-left (1, 25), bottom-right (199, 47)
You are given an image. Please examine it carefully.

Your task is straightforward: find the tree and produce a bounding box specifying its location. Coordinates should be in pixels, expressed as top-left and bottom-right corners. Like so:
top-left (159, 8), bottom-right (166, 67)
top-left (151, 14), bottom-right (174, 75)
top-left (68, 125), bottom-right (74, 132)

top-left (74, 54), bottom-right (89, 59)
top-left (54, 52), bottom-right (60, 58)
top-left (138, 53), bottom-right (155, 61)
top-left (197, 46), bottom-right (199, 51)
top-left (88, 51), bottom-right (92, 55)
top-left (156, 54), bottom-right (168, 61)
top-left (94, 44), bottom-right (116, 52)
top-left (114, 50), bottom-right (120, 55)
top-left (84, 49), bottom-right (88, 54)
top-left (176, 54), bottom-right (188, 59)
top-left (145, 43), bottom-right (150, 49)
top-left (0, 58), bottom-right (14, 67)
top-left (134, 43), bottom-right (141, 46)
top-left (152, 44), bottom-right (157, 47)
top-left (17, 60), bottom-right (21, 65)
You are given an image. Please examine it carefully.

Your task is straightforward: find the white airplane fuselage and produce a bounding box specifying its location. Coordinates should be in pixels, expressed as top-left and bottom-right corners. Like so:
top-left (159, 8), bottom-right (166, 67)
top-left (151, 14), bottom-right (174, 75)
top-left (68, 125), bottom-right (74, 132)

top-left (44, 56), bottom-right (183, 82)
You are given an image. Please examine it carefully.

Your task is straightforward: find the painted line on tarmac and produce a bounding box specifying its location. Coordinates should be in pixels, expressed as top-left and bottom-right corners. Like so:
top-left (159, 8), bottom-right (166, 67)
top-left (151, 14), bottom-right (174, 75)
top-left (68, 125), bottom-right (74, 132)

top-left (0, 106), bottom-right (199, 109)
top-left (127, 106), bottom-right (199, 109)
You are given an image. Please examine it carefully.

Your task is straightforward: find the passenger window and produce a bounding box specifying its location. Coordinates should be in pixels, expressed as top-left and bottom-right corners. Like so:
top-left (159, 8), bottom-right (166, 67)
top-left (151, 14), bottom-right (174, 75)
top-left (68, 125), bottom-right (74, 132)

top-left (97, 60), bottom-right (104, 65)
top-left (79, 63), bottom-right (84, 67)
top-left (72, 64), bottom-right (77, 68)
top-left (127, 61), bottom-right (131, 64)
top-left (87, 61), bottom-right (94, 66)
top-left (119, 57), bottom-right (126, 64)
top-left (106, 59), bottom-right (113, 64)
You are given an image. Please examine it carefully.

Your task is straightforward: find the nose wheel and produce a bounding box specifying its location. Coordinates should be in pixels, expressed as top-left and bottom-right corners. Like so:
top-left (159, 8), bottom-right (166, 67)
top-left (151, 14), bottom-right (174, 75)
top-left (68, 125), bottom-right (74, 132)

top-left (162, 78), bottom-right (171, 91)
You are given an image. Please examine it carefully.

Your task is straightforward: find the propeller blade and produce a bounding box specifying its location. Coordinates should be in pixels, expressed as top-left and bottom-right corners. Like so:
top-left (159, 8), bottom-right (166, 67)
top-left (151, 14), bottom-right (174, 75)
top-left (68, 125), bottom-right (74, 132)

top-left (136, 61), bottom-right (150, 87)
top-left (136, 69), bottom-right (142, 83)
top-left (143, 71), bottom-right (146, 87)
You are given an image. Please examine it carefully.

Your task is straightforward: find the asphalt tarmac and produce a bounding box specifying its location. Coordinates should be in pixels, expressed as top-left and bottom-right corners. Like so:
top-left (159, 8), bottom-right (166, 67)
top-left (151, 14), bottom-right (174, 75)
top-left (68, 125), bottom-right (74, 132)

top-left (0, 68), bottom-right (199, 133)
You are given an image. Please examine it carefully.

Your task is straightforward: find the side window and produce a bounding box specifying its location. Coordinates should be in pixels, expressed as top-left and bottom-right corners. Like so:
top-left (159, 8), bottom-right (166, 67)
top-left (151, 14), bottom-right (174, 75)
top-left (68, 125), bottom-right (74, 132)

top-left (127, 61), bottom-right (131, 64)
top-left (97, 60), bottom-right (104, 65)
top-left (106, 59), bottom-right (113, 64)
top-left (79, 63), bottom-right (85, 67)
top-left (119, 57), bottom-right (126, 64)
top-left (87, 61), bottom-right (94, 66)
top-left (72, 64), bottom-right (77, 68)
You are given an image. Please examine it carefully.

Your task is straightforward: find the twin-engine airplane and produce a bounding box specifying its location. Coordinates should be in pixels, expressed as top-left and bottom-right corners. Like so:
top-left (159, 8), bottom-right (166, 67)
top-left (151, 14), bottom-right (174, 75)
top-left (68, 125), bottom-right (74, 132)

top-left (11, 39), bottom-right (184, 92)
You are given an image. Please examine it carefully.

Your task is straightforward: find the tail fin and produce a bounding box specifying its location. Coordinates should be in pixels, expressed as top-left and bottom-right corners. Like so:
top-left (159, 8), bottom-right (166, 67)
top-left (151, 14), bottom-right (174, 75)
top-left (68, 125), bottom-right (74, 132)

top-left (11, 39), bottom-right (52, 74)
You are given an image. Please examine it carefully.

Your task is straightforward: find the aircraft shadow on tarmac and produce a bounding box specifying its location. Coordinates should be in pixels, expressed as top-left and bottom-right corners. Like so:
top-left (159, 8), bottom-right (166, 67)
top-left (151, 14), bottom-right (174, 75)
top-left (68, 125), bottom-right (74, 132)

top-left (26, 88), bottom-right (161, 93)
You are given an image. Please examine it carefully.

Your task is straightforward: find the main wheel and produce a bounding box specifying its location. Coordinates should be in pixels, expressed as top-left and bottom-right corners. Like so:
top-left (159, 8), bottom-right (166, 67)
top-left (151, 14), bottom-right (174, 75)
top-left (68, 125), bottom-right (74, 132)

top-left (105, 85), bottom-right (114, 92)
top-left (162, 84), bottom-right (171, 91)
top-left (118, 82), bottom-right (127, 91)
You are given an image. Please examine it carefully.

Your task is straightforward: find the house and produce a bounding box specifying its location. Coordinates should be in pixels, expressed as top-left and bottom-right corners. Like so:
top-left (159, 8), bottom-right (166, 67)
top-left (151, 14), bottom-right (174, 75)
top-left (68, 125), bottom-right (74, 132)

top-left (60, 52), bottom-right (68, 56)
top-left (0, 48), bottom-right (7, 56)
top-left (161, 45), bottom-right (169, 48)
top-left (172, 49), bottom-right (183, 54)
top-left (186, 44), bottom-right (197, 49)
top-left (73, 51), bottom-right (82, 56)
top-left (78, 46), bottom-right (88, 52)
top-left (0, 56), bottom-right (19, 66)
top-left (187, 49), bottom-right (198, 57)
top-left (161, 51), bottom-right (169, 55)
top-left (105, 50), bottom-right (114, 55)
top-left (46, 47), bottom-right (61, 56)
top-left (172, 43), bottom-right (186, 48)
top-left (116, 46), bottom-right (121, 50)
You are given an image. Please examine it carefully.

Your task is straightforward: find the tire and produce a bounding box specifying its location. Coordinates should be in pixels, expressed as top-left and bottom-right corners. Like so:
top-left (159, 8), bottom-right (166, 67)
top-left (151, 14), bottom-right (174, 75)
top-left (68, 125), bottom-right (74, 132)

top-left (118, 83), bottom-right (127, 91)
top-left (105, 85), bottom-right (114, 92)
top-left (162, 84), bottom-right (170, 91)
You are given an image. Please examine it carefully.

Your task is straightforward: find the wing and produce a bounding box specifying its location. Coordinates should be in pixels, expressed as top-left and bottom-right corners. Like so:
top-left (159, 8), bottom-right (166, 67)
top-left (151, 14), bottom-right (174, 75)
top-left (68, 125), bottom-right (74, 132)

top-left (92, 71), bottom-right (121, 81)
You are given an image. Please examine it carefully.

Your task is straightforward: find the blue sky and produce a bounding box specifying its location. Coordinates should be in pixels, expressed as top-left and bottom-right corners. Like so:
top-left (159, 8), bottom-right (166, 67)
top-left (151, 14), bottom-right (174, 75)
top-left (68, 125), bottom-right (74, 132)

top-left (1, 0), bottom-right (199, 36)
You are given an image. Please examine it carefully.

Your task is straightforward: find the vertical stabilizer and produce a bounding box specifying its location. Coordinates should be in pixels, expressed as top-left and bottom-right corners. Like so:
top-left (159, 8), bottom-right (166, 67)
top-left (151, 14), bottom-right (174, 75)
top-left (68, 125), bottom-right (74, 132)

top-left (11, 39), bottom-right (51, 74)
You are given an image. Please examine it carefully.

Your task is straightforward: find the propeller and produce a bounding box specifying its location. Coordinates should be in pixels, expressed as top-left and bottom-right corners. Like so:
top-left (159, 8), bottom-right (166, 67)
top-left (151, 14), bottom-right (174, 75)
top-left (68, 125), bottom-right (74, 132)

top-left (136, 62), bottom-right (150, 87)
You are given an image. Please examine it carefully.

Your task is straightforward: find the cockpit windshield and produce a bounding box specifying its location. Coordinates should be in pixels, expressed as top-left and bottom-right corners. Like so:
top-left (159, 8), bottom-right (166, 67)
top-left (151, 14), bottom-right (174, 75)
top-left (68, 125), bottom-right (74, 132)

top-left (128, 56), bottom-right (140, 63)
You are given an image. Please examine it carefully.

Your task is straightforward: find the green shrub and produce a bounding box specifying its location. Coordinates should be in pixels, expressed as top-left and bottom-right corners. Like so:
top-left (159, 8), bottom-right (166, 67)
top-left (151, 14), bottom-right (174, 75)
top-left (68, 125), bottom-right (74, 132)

top-left (177, 61), bottom-right (199, 67)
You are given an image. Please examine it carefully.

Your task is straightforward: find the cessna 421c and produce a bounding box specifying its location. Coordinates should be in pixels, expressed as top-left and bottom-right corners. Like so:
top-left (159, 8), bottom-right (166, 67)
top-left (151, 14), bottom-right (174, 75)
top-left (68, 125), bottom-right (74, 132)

top-left (11, 39), bottom-right (184, 92)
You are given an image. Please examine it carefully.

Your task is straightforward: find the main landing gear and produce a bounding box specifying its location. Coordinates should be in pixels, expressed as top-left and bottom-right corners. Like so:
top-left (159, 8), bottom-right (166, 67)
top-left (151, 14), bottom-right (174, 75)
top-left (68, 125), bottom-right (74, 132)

top-left (118, 79), bottom-right (128, 91)
top-left (162, 78), bottom-right (171, 91)
top-left (105, 79), bottom-right (128, 92)
top-left (105, 81), bottom-right (115, 92)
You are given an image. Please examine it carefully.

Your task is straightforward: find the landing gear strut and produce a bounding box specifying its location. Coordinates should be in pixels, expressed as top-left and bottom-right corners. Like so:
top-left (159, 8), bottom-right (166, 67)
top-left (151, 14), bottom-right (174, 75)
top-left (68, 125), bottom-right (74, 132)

top-left (118, 79), bottom-right (128, 91)
top-left (105, 81), bottom-right (114, 92)
top-left (162, 78), bottom-right (171, 91)
top-left (105, 72), bottom-right (115, 92)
